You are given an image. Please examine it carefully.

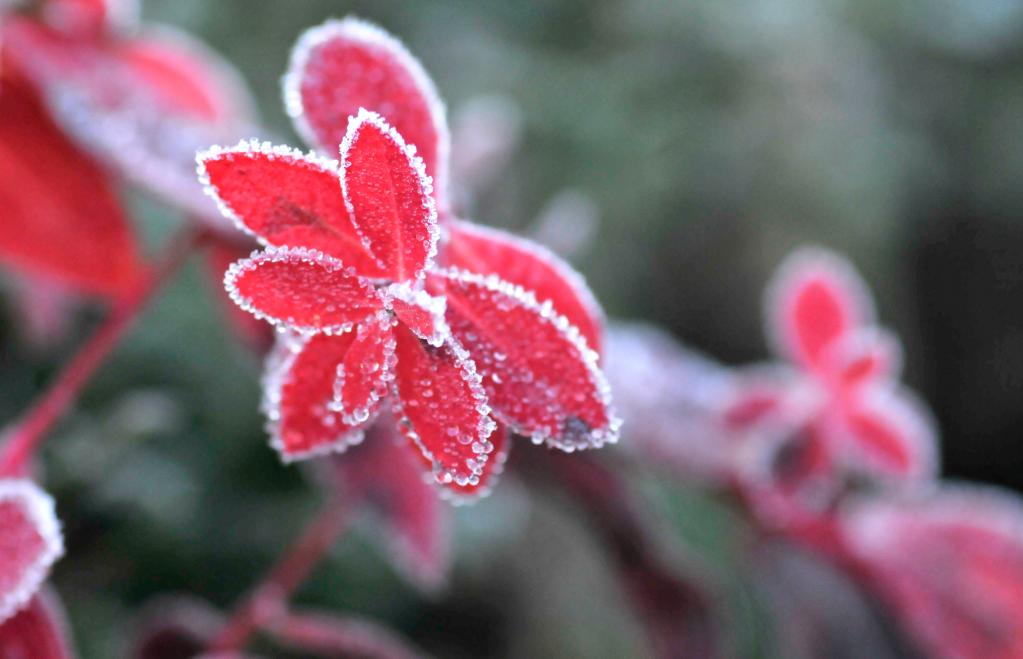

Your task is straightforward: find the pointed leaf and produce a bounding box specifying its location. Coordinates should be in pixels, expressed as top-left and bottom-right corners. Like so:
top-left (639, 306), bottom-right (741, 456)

top-left (225, 247), bottom-right (383, 335)
top-left (843, 485), bottom-right (1023, 659)
top-left (442, 423), bottom-right (510, 503)
top-left (446, 220), bottom-right (605, 353)
top-left (0, 67), bottom-right (142, 298)
top-left (821, 327), bottom-right (902, 390)
top-left (766, 248), bottom-right (873, 373)
top-left (332, 314), bottom-right (395, 427)
top-left (204, 239), bottom-right (274, 350)
top-left (198, 142), bottom-right (384, 276)
top-left (391, 323), bottom-right (495, 487)
top-left (383, 284), bottom-right (449, 347)
top-left (284, 17), bottom-right (449, 204)
top-left (840, 386), bottom-right (938, 482)
top-left (263, 332), bottom-right (366, 461)
top-left (429, 269), bottom-right (620, 451)
top-left (339, 110), bottom-right (438, 283)
top-left (0, 480), bottom-right (63, 624)
top-left (0, 590), bottom-right (74, 659)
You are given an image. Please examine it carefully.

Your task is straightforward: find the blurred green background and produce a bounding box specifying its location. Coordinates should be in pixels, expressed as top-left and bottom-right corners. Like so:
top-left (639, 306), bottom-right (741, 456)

top-left (4, 0), bottom-right (1023, 656)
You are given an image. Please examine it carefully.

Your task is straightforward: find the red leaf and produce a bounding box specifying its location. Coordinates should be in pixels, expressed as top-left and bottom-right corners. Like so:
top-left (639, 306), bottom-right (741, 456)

top-left (839, 386), bottom-right (937, 482)
top-left (333, 314), bottom-right (395, 427)
top-left (383, 284), bottom-right (449, 347)
top-left (442, 422), bottom-right (510, 502)
top-left (820, 327), bottom-right (902, 390)
top-left (198, 143), bottom-right (384, 276)
top-left (767, 248), bottom-right (873, 373)
top-left (321, 418), bottom-right (450, 591)
top-left (0, 590), bottom-right (74, 659)
top-left (445, 220), bottom-right (605, 353)
top-left (340, 110), bottom-right (438, 283)
top-left (0, 66), bottom-right (142, 298)
top-left (263, 332), bottom-right (366, 461)
top-left (844, 486), bottom-right (1023, 659)
top-left (285, 17), bottom-right (448, 205)
top-left (429, 269), bottom-right (620, 451)
top-left (225, 247), bottom-right (383, 334)
top-left (0, 480), bottom-right (63, 623)
top-left (391, 323), bottom-right (495, 487)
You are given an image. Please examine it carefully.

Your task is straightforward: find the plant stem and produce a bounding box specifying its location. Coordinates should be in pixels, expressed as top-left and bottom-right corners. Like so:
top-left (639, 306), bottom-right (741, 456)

top-left (208, 501), bottom-right (349, 654)
top-left (0, 226), bottom-right (207, 477)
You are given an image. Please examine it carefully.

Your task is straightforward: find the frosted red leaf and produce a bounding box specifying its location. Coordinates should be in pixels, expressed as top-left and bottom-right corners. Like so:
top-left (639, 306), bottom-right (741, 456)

top-left (0, 590), bottom-right (73, 659)
top-left (445, 220), bottom-right (605, 353)
top-left (442, 423), bottom-right (510, 503)
top-left (2, 16), bottom-right (256, 226)
top-left (429, 269), bottom-right (619, 451)
top-left (319, 419), bottom-right (450, 591)
top-left (767, 248), bottom-right (873, 373)
top-left (840, 387), bottom-right (937, 482)
top-left (284, 17), bottom-right (448, 204)
top-left (0, 66), bottom-right (142, 298)
top-left (843, 486), bottom-right (1023, 659)
top-left (225, 247), bottom-right (383, 335)
top-left (263, 332), bottom-right (366, 461)
top-left (391, 323), bottom-right (495, 487)
top-left (0, 480), bottom-right (63, 624)
top-left (821, 327), bottom-right (902, 390)
top-left (339, 110), bottom-right (438, 283)
top-left (332, 314), bottom-right (395, 427)
top-left (198, 143), bottom-right (384, 276)
top-left (383, 284), bottom-right (449, 347)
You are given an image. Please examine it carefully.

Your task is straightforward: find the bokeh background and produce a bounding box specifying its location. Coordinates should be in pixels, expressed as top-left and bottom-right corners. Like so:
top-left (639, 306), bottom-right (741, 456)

top-left (3, 0), bottom-right (1023, 656)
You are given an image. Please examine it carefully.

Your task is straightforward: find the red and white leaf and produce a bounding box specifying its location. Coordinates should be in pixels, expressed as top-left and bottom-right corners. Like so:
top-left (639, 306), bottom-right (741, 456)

top-left (331, 314), bottom-right (395, 427)
top-left (429, 269), bottom-right (620, 451)
top-left (0, 66), bottom-right (142, 298)
top-left (766, 248), bottom-right (873, 373)
top-left (843, 485), bottom-right (1023, 659)
top-left (320, 419), bottom-right (450, 591)
top-left (820, 327), bottom-right (903, 390)
top-left (262, 332), bottom-right (367, 461)
top-left (445, 220), bottom-right (605, 354)
top-left (383, 283), bottom-right (449, 347)
top-left (225, 247), bottom-right (383, 335)
top-left (440, 422), bottom-right (510, 504)
top-left (391, 323), bottom-right (495, 487)
top-left (0, 480), bottom-right (63, 624)
top-left (198, 142), bottom-right (384, 276)
top-left (0, 590), bottom-right (74, 659)
top-left (284, 16), bottom-right (449, 205)
top-left (339, 110), bottom-right (438, 283)
top-left (3, 19), bottom-right (256, 227)
top-left (838, 386), bottom-right (938, 483)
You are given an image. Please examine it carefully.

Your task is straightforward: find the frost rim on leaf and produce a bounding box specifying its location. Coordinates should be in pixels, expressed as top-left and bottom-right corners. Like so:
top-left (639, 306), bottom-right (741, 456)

top-left (447, 219), bottom-right (607, 353)
top-left (433, 266), bottom-right (622, 451)
top-left (196, 139), bottom-right (344, 248)
top-left (0, 479), bottom-right (64, 624)
top-left (382, 282), bottom-right (450, 348)
top-left (261, 331), bottom-right (368, 463)
top-left (338, 108), bottom-right (440, 283)
top-left (223, 245), bottom-right (382, 336)
top-left (329, 312), bottom-right (397, 427)
top-left (764, 246), bottom-right (876, 366)
top-left (389, 332), bottom-right (497, 489)
top-left (282, 15), bottom-right (450, 199)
